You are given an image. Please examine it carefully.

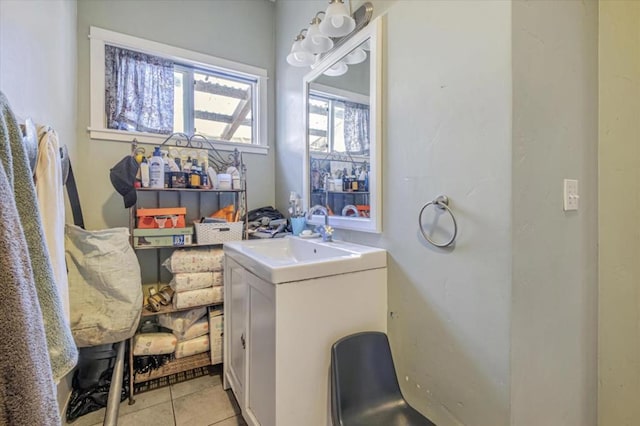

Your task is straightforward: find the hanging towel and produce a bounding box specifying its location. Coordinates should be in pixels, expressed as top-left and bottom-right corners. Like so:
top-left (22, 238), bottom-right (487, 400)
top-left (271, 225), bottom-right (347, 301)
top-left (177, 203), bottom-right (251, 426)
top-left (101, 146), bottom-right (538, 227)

top-left (35, 125), bottom-right (70, 320)
top-left (0, 119), bottom-right (60, 425)
top-left (0, 91), bottom-right (77, 383)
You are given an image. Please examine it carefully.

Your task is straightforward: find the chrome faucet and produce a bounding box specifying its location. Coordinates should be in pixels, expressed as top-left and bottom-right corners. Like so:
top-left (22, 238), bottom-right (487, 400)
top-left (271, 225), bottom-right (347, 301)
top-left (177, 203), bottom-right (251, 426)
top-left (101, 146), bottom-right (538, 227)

top-left (308, 205), bottom-right (329, 225)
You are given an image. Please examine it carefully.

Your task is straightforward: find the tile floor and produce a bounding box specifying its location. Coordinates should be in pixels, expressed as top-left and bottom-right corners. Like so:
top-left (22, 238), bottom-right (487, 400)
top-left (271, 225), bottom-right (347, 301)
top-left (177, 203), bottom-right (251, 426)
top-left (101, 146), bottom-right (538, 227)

top-left (66, 371), bottom-right (246, 426)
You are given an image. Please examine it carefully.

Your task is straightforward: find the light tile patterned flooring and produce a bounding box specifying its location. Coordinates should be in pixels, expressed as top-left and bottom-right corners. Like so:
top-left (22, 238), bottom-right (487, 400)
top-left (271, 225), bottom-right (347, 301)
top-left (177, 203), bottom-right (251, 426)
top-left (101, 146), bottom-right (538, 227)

top-left (67, 371), bottom-right (246, 426)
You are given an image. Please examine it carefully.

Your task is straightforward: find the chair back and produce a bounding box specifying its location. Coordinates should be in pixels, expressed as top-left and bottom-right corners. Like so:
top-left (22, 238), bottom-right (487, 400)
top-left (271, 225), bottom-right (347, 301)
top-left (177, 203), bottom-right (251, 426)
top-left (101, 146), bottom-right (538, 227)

top-left (331, 331), bottom-right (403, 424)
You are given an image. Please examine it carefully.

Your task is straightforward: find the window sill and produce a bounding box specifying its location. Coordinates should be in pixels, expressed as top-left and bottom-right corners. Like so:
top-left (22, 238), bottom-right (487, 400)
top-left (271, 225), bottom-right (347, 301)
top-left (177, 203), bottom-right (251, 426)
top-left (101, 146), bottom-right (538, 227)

top-left (88, 128), bottom-right (269, 155)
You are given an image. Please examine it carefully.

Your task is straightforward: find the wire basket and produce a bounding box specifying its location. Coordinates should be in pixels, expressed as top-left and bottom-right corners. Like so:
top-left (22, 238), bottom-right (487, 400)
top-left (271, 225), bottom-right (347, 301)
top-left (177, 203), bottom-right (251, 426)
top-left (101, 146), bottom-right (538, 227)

top-left (194, 222), bottom-right (243, 245)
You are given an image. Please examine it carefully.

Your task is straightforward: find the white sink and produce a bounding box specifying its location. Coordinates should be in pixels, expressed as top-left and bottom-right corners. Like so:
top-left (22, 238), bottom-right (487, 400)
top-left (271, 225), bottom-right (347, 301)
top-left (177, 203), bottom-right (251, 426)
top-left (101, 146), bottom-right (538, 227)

top-left (223, 237), bottom-right (386, 283)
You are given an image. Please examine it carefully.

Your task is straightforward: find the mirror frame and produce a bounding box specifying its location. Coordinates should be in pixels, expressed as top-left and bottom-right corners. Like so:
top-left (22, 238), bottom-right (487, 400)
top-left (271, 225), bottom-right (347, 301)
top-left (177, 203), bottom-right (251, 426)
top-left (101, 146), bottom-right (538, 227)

top-left (302, 16), bottom-right (383, 233)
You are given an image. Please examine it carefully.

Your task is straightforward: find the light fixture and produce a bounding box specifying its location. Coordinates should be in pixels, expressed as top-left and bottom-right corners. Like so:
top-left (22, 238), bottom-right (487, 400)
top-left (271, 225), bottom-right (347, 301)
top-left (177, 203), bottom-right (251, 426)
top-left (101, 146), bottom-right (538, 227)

top-left (285, 2), bottom-right (373, 71)
top-left (301, 12), bottom-right (334, 54)
top-left (319, 0), bottom-right (356, 37)
top-left (343, 47), bottom-right (367, 65)
top-left (323, 61), bottom-right (348, 77)
top-left (286, 30), bottom-right (316, 67)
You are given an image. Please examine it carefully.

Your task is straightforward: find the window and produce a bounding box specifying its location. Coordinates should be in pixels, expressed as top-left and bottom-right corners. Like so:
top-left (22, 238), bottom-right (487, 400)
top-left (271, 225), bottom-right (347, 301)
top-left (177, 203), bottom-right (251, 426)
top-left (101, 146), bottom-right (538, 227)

top-left (90, 27), bottom-right (268, 154)
top-left (308, 91), bottom-right (369, 155)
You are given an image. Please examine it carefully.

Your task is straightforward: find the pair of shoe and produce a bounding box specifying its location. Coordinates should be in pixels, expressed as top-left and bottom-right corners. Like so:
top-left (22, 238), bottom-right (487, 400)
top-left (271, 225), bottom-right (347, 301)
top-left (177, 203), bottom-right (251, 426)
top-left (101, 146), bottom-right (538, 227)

top-left (146, 286), bottom-right (174, 312)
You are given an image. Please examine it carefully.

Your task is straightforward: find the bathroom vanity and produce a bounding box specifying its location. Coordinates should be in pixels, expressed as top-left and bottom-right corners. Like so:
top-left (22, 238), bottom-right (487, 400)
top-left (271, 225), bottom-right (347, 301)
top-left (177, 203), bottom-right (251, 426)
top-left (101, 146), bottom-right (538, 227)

top-left (223, 237), bottom-right (387, 426)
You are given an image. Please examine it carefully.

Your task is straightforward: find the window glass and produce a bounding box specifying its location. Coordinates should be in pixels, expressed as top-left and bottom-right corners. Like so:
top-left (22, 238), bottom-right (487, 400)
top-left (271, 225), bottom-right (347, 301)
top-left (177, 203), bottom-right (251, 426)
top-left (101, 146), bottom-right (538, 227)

top-left (173, 71), bottom-right (185, 133)
top-left (192, 71), bottom-right (254, 143)
top-left (309, 96), bottom-right (329, 152)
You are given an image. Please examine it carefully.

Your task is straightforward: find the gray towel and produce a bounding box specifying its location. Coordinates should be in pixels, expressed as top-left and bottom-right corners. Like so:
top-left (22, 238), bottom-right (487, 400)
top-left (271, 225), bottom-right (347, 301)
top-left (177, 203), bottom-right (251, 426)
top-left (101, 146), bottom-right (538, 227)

top-left (0, 92), bottom-right (77, 383)
top-left (0, 122), bottom-right (59, 424)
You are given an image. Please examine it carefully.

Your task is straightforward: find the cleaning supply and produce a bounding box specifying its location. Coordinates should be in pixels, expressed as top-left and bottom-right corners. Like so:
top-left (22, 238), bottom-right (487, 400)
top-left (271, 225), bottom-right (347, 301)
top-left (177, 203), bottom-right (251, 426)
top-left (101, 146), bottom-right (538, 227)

top-left (149, 147), bottom-right (164, 189)
top-left (140, 158), bottom-right (150, 188)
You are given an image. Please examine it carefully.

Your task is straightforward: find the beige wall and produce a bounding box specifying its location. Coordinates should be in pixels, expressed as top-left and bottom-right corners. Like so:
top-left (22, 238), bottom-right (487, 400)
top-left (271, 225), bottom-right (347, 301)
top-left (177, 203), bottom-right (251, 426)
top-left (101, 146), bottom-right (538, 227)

top-left (598, 2), bottom-right (640, 425)
top-left (76, 0), bottom-right (276, 230)
top-left (511, 1), bottom-right (599, 425)
top-left (0, 0), bottom-right (78, 413)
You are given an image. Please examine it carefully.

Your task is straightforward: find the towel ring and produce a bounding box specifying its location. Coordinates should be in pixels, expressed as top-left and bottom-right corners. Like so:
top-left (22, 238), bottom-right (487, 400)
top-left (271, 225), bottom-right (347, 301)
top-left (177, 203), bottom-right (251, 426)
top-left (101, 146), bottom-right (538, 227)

top-left (418, 195), bottom-right (458, 248)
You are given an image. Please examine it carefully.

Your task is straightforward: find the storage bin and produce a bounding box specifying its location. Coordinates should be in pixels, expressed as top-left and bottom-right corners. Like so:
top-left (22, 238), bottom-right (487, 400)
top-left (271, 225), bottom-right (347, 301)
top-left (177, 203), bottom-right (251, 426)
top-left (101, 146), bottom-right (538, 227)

top-left (137, 207), bottom-right (186, 229)
top-left (194, 221), bottom-right (243, 245)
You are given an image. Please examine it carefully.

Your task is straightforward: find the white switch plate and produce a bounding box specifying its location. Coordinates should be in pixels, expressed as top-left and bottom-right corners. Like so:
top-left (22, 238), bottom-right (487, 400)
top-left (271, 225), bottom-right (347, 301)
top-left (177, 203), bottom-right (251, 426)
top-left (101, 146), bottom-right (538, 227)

top-left (563, 179), bottom-right (579, 211)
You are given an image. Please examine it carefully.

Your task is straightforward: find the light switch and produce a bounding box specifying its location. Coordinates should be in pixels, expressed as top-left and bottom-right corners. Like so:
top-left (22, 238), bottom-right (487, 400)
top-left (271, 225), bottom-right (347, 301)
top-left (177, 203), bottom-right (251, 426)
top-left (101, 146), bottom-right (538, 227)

top-left (563, 179), bottom-right (579, 211)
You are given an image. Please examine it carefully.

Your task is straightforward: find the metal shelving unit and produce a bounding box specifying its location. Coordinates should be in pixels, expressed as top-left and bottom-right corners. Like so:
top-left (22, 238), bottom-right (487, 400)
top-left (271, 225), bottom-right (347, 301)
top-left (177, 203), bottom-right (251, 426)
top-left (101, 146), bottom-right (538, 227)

top-left (126, 134), bottom-right (247, 404)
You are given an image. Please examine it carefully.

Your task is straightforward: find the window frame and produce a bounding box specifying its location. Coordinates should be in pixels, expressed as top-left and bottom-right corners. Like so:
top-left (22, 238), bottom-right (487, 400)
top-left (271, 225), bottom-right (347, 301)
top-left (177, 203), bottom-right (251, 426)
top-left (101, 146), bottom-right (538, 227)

top-left (89, 26), bottom-right (269, 155)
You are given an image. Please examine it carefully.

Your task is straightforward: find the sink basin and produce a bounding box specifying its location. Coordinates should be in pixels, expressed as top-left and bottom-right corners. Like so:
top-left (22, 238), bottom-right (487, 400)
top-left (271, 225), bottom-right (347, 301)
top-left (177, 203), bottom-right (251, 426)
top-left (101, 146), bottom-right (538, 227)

top-left (223, 237), bottom-right (386, 283)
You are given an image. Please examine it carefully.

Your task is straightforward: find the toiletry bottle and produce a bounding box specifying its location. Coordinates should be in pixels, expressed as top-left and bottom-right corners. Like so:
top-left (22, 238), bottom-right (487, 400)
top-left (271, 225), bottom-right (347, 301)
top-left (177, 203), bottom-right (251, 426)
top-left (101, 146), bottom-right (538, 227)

top-left (201, 167), bottom-right (209, 188)
top-left (184, 157), bottom-right (192, 173)
top-left (140, 158), bottom-right (150, 188)
top-left (161, 150), bottom-right (170, 188)
top-left (342, 168), bottom-right (349, 192)
top-left (190, 159), bottom-right (201, 188)
top-left (149, 147), bottom-right (164, 189)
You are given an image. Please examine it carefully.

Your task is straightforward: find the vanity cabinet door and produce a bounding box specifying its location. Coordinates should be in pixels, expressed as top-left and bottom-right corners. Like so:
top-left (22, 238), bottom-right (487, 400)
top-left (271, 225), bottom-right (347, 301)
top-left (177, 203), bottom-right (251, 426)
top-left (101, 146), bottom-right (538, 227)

top-left (245, 271), bottom-right (276, 426)
top-left (224, 258), bottom-right (248, 406)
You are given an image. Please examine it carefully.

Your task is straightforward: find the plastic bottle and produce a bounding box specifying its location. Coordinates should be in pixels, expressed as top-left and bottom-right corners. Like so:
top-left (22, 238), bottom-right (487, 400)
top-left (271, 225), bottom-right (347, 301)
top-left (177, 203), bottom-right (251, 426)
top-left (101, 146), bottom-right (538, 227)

top-left (149, 147), bottom-right (164, 189)
top-left (140, 158), bottom-right (150, 188)
top-left (342, 168), bottom-right (349, 192)
top-left (183, 157), bottom-right (192, 173)
top-left (161, 150), bottom-right (170, 188)
top-left (190, 160), bottom-right (201, 188)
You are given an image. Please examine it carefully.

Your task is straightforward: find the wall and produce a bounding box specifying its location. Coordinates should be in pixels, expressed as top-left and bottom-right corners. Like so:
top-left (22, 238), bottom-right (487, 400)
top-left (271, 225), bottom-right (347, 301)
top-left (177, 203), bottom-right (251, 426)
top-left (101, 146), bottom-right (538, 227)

top-left (0, 0), bottom-right (78, 160)
top-left (510, 1), bottom-right (599, 425)
top-left (76, 0), bottom-right (276, 230)
top-left (0, 0), bottom-right (78, 414)
top-left (276, 1), bottom-right (512, 424)
top-left (598, 2), bottom-right (640, 425)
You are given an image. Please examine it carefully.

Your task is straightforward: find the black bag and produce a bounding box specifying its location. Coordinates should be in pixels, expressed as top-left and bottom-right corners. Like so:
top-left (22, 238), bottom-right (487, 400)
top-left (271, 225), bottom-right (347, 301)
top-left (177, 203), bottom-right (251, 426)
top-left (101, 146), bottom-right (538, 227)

top-left (245, 206), bottom-right (285, 223)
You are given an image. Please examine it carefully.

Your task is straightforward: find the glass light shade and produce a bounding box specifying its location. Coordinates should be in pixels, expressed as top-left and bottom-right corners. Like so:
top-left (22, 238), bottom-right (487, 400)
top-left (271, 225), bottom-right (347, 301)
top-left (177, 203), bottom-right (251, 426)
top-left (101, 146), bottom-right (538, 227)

top-left (344, 47), bottom-right (367, 65)
top-left (319, 1), bottom-right (356, 37)
top-left (301, 21), bottom-right (334, 54)
top-left (286, 39), bottom-right (315, 67)
top-left (323, 61), bottom-right (348, 77)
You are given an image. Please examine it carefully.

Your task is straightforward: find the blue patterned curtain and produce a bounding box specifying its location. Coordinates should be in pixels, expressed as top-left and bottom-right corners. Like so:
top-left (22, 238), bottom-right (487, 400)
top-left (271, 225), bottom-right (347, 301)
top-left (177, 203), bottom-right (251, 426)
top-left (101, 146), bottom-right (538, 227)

top-left (343, 101), bottom-right (369, 154)
top-left (105, 45), bottom-right (174, 134)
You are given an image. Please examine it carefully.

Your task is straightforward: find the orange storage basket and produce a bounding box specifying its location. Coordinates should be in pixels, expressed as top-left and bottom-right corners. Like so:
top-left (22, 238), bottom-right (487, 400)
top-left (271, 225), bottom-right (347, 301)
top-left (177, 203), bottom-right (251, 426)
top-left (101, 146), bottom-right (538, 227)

top-left (136, 207), bottom-right (186, 229)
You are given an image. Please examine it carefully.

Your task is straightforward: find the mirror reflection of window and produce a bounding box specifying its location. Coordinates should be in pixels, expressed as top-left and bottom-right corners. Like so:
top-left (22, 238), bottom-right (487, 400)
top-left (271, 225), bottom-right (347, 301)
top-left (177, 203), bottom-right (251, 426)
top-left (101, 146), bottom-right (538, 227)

top-left (308, 92), bottom-right (368, 155)
top-left (309, 96), bottom-right (329, 152)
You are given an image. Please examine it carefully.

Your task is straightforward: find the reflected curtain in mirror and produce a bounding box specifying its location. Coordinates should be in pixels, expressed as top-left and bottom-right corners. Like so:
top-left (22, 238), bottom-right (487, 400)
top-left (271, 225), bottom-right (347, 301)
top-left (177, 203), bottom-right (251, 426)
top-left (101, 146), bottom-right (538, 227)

top-left (105, 45), bottom-right (174, 134)
top-left (344, 101), bottom-right (369, 154)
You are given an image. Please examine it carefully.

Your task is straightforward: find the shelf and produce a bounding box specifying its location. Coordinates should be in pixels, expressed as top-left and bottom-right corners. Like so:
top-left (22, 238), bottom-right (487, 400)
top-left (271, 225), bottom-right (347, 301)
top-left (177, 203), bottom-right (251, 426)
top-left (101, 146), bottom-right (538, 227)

top-left (134, 351), bottom-right (214, 383)
top-left (134, 242), bottom-right (223, 251)
top-left (325, 191), bottom-right (369, 194)
top-left (142, 300), bottom-right (223, 317)
top-left (136, 187), bottom-right (244, 193)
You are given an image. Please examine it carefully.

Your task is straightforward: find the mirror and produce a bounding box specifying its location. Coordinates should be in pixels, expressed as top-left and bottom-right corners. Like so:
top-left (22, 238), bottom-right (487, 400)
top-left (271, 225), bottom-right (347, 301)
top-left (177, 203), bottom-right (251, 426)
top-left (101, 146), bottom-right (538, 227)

top-left (303, 16), bottom-right (382, 233)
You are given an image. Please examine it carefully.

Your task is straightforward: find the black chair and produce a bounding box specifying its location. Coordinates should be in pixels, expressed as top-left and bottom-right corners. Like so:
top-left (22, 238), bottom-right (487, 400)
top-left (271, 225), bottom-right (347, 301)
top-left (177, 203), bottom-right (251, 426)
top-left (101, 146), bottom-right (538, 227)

top-left (331, 331), bottom-right (436, 426)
